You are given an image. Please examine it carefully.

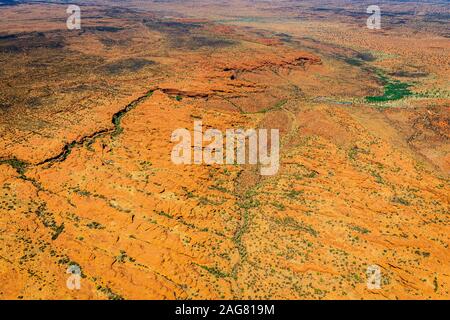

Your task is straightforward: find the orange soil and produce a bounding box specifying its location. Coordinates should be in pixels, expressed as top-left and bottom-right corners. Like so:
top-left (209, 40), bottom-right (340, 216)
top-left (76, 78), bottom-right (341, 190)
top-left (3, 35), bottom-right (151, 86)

top-left (0, 1), bottom-right (448, 300)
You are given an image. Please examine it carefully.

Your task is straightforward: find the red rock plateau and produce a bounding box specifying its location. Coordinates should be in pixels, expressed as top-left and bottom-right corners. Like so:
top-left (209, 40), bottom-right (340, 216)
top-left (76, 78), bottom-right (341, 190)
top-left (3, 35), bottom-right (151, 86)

top-left (0, 0), bottom-right (448, 299)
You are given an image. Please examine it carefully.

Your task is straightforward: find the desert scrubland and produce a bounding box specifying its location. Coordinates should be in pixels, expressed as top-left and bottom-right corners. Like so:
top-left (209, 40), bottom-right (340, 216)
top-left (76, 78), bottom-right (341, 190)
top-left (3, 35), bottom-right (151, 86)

top-left (0, 0), bottom-right (448, 299)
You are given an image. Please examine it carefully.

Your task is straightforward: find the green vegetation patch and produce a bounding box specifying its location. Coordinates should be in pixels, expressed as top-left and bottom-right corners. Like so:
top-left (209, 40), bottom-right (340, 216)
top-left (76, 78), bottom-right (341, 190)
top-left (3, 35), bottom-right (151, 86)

top-left (366, 71), bottom-right (413, 103)
top-left (35, 204), bottom-right (65, 240)
top-left (276, 216), bottom-right (318, 237)
top-left (0, 158), bottom-right (28, 175)
top-left (86, 221), bottom-right (105, 229)
top-left (97, 285), bottom-right (124, 300)
top-left (196, 264), bottom-right (230, 278)
top-left (254, 99), bottom-right (288, 114)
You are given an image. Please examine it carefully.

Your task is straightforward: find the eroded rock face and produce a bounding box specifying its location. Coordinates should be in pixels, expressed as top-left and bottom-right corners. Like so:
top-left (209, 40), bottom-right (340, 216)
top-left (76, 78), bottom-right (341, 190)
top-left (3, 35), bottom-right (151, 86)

top-left (0, 0), bottom-right (449, 300)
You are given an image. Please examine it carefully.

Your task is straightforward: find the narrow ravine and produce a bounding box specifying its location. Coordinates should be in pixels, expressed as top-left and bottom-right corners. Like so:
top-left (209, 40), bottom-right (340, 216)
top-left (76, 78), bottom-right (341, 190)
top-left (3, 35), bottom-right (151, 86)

top-left (0, 89), bottom-right (154, 175)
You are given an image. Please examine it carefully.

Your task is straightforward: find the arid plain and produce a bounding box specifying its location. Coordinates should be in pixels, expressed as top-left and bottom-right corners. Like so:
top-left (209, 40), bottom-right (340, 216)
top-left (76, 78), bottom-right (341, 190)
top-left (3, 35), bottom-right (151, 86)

top-left (0, 0), bottom-right (449, 299)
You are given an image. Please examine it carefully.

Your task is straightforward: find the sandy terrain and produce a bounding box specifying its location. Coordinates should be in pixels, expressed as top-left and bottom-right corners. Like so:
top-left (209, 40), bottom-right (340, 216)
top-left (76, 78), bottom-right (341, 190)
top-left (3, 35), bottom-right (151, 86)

top-left (0, 0), bottom-right (448, 299)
